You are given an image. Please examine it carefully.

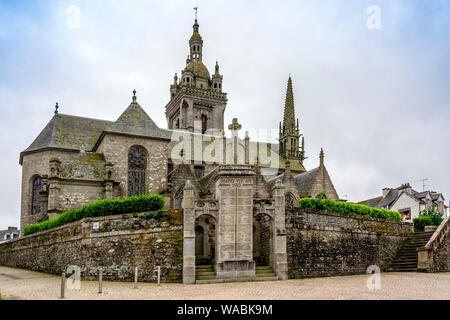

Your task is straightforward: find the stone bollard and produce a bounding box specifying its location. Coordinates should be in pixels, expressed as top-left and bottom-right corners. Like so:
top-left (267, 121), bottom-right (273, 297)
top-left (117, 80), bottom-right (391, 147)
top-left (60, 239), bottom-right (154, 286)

top-left (98, 268), bottom-right (103, 294)
top-left (157, 266), bottom-right (161, 286)
top-left (60, 272), bottom-right (66, 299)
top-left (134, 267), bottom-right (138, 289)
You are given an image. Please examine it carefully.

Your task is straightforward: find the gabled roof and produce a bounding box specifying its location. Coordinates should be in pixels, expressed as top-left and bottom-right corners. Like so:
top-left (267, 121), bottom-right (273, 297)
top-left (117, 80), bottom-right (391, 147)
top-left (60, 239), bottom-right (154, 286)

top-left (106, 100), bottom-right (168, 140)
top-left (21, 114), bottom-right (113, 163)
top-left (293, 168), bottom-right (320, 197)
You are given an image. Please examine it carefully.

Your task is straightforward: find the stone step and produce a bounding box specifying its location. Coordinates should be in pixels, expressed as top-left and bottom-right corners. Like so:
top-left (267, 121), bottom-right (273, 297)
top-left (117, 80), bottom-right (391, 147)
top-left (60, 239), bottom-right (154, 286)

top-left (196, 271), bottom-right (216, 276)
top-left (255, 269), bottom-right (276, 274)
top-left (196, 275), bottom-right (217, 280)
top-left (196, 276), bottom-right (279, 285)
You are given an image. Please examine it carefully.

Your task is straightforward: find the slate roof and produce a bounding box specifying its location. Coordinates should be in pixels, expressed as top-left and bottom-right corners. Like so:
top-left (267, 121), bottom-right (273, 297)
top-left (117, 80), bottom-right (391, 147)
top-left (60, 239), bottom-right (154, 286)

top-left (266, 167), bottom-right (319, 196)
top-left (359, 185), bottom-right (446, 209)
top-left (106, 100), bottom-right (168, 140)
top-left (21, 99), bottom-right (168, 163)
top-left (293, 168), bottom-right (320, 197)
top-left (23, 114), bottom-right (113, 154)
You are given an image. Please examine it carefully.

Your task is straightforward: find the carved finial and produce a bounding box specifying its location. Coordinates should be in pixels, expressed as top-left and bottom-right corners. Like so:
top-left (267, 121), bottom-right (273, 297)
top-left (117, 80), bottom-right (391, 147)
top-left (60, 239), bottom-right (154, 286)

top-left (174, 73), bottom-right (178, 84)
top-left (132, 89), bottom-right (137, 102)
top-left (54, 102), bottom-right (59, 115)
top-left (320, 148), bottom-right (324, 166)
top-left (215, 61), bottom-right (220, 74)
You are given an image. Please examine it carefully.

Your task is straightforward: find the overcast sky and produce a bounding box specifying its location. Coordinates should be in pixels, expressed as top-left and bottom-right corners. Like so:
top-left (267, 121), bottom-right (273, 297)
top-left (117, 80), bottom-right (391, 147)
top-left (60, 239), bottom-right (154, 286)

top-left (0, 0), bottom-right (449, 230)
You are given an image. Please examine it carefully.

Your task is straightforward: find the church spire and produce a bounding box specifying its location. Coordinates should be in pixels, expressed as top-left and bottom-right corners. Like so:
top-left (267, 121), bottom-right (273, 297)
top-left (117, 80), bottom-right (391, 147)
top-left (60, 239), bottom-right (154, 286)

top-left (283, 76), bottom-right (296, 135)
top-left (279, 76), bottom-right (304, 167)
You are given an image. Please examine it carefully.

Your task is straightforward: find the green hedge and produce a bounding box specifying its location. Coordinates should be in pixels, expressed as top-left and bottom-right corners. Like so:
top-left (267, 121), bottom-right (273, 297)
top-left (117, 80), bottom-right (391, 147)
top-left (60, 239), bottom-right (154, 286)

top-left (412, 206), bottom-right (444, 232)
top-left (24, 195), bottom-right (165, 236)
top-left (298, 198), bottom-right (401, 221)
top-left (412, 215), bottom-right (434, 232)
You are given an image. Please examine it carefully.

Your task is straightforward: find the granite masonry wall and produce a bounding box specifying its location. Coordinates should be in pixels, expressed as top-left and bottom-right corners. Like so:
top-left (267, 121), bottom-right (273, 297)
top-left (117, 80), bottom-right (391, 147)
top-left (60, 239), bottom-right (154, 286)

top-left (433, 235), bottom-right (450, 272)
top-left (0, 213), bottom-right (183, 283)
top-left (286, 208), bottom-right (413, 278)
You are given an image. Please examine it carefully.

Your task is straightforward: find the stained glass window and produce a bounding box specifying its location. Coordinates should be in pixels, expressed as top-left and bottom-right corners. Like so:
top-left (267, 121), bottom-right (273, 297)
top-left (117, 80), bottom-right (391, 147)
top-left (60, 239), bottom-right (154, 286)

top-left (128, 146), bottom-right (147, 197)
top-left (32, 176), bottom-right (42, 215)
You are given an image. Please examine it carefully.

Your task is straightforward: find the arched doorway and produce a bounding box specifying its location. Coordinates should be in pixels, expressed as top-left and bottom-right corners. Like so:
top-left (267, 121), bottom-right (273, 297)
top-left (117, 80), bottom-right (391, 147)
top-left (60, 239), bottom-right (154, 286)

top-left (195, 214), bottom-right (216, 266)
top-left (253, 213), bottom-right (273, 266)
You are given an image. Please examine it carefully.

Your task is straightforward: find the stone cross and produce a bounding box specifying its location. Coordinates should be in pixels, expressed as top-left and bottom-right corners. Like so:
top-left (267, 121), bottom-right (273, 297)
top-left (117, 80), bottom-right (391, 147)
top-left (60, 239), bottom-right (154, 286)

top-left (228, 118), bottom-right (242, 164)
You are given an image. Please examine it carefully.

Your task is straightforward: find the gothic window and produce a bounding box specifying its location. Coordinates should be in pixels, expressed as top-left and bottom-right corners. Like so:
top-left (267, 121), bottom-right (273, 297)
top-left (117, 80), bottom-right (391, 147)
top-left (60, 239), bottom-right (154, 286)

top-left (174, 187), bottom-right (184, 209)
top-left (128, 146), bottom-right (147, 197)
top-left (194, 166), bottom-right (204, 179)
top-left (201, 114), bottom-right (207, 134)
top-left (214, 83), bottom-right (217, 88)
top-left (31, 176), bottom-right (42, 215)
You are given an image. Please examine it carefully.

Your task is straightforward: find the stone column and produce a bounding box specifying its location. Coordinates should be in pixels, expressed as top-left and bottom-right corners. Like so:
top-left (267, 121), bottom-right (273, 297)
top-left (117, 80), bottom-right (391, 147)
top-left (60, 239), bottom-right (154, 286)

top-left (39, 175), bottom-right (49, 220)
top-left (272, 179), bottom-right (288, 280)
top-left (47, 158), bottom-right (62, 218)
top-left (244, 131), bottom-right (250, 165)
top-left (182, 180), bottom-right (196, 284)
top-left (104, 162), bottom-right (114, 199)
top-left (417, 248), bottom-right (434, 272)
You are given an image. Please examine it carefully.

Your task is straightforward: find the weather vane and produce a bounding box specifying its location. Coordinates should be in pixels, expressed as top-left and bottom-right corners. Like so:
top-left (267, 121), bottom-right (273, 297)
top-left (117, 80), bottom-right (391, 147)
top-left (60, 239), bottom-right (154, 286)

top-left (194, 7), bottom-right (198, 20)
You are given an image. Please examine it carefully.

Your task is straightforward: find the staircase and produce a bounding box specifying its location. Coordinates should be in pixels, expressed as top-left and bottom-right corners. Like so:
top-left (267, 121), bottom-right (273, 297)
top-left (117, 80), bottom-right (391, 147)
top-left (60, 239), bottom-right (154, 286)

top-left (388, 231), bottom-right (434, 272)
top-left (195, 265), bottom-right (279, 284)
top-left (255, 266), bottom-right (278, 281)
top-left (196, 265), bottom-right (217, 282)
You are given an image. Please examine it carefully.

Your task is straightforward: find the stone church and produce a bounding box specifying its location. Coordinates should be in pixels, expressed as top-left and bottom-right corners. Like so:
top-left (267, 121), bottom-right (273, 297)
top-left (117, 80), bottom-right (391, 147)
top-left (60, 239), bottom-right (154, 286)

top-left (19, 17), bottom-right (339, 282)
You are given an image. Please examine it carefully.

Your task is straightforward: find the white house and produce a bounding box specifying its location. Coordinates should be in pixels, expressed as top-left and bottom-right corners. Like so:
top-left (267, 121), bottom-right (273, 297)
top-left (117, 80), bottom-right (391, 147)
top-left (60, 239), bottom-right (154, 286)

top-left (358, 183), bottom-right (448, 222)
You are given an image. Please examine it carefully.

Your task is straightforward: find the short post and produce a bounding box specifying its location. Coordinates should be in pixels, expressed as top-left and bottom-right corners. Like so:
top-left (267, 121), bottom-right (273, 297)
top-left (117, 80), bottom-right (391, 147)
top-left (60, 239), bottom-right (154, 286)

top-left (98, 268), bottom-right (103, 294)
top-left (60, 272), bottom-right (66, 299)
top-left (157, 266), bottom-right (161, 286)
top-left (134, 267), bottom-right (138, 289)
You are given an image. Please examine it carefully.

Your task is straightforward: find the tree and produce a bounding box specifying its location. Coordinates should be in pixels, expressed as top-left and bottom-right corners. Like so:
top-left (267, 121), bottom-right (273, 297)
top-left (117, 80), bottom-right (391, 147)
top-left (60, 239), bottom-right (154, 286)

top-left (315, 190), bottom-right (327, 200)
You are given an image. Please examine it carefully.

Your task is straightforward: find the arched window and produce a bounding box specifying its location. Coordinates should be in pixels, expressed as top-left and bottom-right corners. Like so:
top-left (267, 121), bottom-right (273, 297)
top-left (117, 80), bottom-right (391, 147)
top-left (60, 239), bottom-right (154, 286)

top-left (201, 114), bottom-right (207, 134)
top-left (128, 146), bottom-right (147, 196)
top-left (32, 176), bottom-right (42, 215)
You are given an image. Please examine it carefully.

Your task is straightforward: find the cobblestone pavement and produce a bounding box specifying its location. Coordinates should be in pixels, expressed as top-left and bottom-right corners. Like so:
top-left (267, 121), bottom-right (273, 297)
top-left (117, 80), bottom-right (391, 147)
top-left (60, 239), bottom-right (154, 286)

top-left (0, 266), bottom-right (449, 300)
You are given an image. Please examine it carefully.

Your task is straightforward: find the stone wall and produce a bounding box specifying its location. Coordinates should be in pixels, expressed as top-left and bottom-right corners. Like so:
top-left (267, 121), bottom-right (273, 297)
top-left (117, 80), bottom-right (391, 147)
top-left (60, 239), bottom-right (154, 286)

top-left (0, 214), bottom-right (183, 282)
top-left (433, 235), bottom-right (450, 272)
top-left (286, 208), bottom-right (412, 278)
top-left (96, 134), bottom-right (169, 195)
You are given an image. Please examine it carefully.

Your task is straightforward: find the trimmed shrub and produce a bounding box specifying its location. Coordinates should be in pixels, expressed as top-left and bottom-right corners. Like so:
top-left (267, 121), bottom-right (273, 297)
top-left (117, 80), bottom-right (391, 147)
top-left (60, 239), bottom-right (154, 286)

top-left (24, 195), bottom-right (165, 236)
top-left (412, 205), bottom-right (443, 232)
top-left (298, 198), bottom-right (401, 221)
top-left (412, 215), bottom-right (433, 232)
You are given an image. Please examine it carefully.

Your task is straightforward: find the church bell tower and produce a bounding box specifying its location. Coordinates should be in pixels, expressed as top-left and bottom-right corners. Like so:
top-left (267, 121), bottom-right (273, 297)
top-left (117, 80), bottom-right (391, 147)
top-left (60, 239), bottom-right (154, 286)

top-left (165, 11), bottom-right (227, 135)
top-left (279, 76), bottom-right (305, 167)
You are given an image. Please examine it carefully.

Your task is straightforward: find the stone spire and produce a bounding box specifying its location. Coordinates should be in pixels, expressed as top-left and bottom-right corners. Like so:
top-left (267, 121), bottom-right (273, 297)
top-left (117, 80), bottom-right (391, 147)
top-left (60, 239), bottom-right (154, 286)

top-left (283, 76), bottom-right (296, 135)
top-left (279, 76), bottom-right (303, 164)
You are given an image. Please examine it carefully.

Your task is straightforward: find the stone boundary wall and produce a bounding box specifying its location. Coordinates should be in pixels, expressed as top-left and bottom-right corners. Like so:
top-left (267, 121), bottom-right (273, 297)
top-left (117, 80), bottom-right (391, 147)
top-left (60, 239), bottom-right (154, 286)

top-left (0, 213), bottom-right (183, 282)
top-left (433, 235), bottom-right (450, 272)
top-left (286, 208), bottom-right (413, 278)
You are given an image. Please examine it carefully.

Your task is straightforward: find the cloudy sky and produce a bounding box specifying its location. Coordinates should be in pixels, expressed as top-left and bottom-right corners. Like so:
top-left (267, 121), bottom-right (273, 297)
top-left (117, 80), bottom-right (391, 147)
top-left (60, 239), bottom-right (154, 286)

top-left (0, 0), bottom-right (449, 229)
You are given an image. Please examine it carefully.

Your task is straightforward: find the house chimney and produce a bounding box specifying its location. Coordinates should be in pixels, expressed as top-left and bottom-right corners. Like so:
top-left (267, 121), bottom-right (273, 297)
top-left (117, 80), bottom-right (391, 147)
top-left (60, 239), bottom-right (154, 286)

top-left (382, 188), bottom-right (390, 198)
